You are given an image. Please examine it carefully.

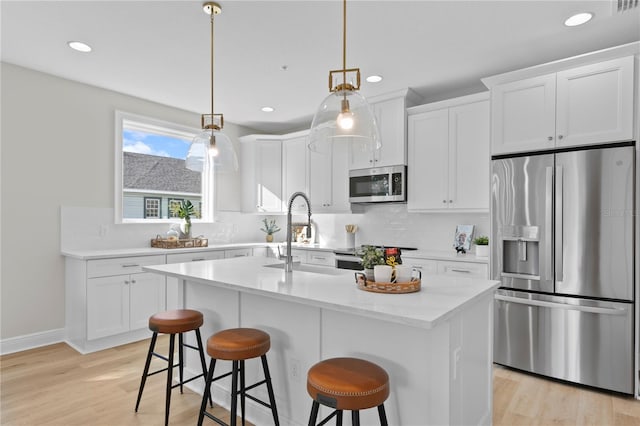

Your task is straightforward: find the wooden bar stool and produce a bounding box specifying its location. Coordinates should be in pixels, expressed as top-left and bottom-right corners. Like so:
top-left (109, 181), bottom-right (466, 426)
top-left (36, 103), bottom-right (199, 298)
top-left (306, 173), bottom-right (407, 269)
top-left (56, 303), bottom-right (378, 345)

top-left (135, 309), bottom-right (212, 426)
top-left (198, 328), bottom-right (279, 426)
top-left (306, 357), bottom-right (390, 426)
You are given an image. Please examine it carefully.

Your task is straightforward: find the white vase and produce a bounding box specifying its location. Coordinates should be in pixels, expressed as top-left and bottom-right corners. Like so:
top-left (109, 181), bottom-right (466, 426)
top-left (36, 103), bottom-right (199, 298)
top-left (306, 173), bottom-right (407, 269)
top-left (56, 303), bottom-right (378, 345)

top-left (476, 245), bottom-right (489, 258)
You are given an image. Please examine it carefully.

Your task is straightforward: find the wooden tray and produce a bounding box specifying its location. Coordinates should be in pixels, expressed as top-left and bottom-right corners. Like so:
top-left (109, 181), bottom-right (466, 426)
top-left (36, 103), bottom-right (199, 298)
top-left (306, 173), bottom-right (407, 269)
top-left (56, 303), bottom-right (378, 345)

top-left (354, 272), bottom-right (422, 294)
top-left (150, 236), bottom-right (208, 249)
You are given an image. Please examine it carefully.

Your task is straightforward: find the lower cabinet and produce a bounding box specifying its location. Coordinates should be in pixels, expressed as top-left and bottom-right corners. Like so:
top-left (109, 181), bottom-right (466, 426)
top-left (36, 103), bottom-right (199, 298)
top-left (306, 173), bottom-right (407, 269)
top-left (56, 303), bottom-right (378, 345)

top-left (404, 257), bottom-right (488, 279)
top-left (87, 272), bottom-right (165, 340)
top-left (305, 250), bottom-right (335, 267)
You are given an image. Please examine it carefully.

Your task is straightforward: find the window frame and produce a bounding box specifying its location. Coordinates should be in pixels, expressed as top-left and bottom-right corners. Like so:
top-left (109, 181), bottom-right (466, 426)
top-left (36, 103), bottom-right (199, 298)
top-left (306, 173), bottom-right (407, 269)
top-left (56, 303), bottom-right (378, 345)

top-left (167, 198), bottom-right (184, 218)
top-left (115, 110), bottom-right (214, 224)
top-left (143, 197), bottom-right (162, 219)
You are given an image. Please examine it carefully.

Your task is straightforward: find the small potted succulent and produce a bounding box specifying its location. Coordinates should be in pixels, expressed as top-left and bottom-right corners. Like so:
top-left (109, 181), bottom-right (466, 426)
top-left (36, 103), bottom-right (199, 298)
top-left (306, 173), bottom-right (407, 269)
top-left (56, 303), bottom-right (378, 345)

top-left (260, 218), bottom-right (281, 242)
top-left (473, 235), bottom-right (489, 258)
top-left (358, 245), bottom-right (385, 281)
top-left (172, 200), bottom-right (195, 239)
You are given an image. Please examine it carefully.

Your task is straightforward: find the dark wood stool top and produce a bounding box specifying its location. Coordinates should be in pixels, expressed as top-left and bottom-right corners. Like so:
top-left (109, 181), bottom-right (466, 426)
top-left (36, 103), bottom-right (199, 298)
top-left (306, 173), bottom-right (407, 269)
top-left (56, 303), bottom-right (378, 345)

top-left (207, 328), bottom-right (270, 361)
top-left (148, 309), bottom-right (203, 334)
top-left (307, 357), bottom-right (390, 411)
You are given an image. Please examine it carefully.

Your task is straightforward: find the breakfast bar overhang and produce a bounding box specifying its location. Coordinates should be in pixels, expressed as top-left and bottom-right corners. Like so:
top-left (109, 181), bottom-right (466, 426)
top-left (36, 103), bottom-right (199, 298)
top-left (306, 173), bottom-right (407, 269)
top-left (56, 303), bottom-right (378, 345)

top-left (144, 256), bottom-right (500, 425)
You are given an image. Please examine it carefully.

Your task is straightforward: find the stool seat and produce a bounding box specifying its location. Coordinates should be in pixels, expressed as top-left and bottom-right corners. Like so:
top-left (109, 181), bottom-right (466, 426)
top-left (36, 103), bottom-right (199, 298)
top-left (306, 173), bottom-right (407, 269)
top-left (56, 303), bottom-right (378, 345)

top-left (207, 328), bottom-right (270, 360)
top-left (149, 309), bottom-right (203, 334)
top-left (307, 357), bottom-right (389, 411)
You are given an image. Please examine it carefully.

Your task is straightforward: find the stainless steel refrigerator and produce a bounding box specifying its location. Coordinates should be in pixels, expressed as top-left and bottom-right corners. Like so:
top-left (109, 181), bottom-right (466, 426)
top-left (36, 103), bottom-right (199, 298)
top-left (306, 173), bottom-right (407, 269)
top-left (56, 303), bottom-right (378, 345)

top-left (491, 143), bottom-right (635, 394)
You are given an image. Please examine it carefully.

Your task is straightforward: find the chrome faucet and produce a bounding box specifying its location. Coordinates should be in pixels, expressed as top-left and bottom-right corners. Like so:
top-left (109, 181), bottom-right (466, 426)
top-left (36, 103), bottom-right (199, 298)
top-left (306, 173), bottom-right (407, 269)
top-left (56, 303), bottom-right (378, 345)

top-left (285, 192), bottom-right (312, 272)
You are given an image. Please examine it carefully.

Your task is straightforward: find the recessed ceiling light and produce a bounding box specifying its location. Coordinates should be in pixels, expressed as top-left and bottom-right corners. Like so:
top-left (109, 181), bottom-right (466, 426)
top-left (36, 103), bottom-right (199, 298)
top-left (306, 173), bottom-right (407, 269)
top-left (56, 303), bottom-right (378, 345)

top-left (366, 75), bottom-right (383, 83)
top-left (564, 12), bottom-right (593, 27)
top-left (67, 41), bottom-right (92, 52)
top-left (261, 106), bottom-right (275, 112)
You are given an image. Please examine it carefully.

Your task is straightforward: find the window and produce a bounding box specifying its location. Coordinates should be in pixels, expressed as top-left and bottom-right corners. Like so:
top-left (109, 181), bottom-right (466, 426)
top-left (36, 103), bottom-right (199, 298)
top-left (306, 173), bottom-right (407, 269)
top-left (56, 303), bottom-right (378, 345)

top-left (115, 111), bottom-right (214, 223)
top-left (144, 197), bottom-right (161, 218)
top-left (167, 198), bottom-right (184, 218)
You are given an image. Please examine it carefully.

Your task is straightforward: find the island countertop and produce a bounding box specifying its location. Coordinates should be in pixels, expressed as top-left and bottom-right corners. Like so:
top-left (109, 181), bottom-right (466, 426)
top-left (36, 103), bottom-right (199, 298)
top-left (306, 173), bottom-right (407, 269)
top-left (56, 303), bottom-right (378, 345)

top-left (143, 256), bottom-right (499, 330)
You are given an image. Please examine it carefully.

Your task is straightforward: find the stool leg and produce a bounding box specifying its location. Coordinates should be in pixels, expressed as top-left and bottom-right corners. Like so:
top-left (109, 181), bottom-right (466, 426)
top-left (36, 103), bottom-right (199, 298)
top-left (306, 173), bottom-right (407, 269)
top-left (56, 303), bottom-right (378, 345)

top-left (351, 410), bottom-right (360, 426)
top-left (197, 358), bottom-right (216, 426)
top-left (230, 360), bottom-right (239, 426)
top-left (308, 401), bottom-right (320, 426)
top-left (178, 332), bottom-right (184, 394)
top-left (377, 404), bottom-right (388, 426)
top-left (195, 328), bottom-right (213, 407)
top-left (240, 360), bottom-right (246, 426)
top-left (261, 354), bottom-right (280, 425)
top-left (164, 334), bottom-right (176, 426)
top-left (336, 410), bottom-right (343, 426)
top-left (135, 332), bottom-right (158, 412)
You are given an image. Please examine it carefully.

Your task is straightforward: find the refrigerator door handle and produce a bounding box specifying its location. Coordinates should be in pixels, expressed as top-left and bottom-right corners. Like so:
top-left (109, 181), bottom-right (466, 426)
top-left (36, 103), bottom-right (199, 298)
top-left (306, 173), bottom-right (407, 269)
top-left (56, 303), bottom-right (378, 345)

top-left (544, 167), bottom-right (553, 281)
top-left (555, 166), bottom-right (563, 282)
top-left (494, 294), bottom-right (628, 316)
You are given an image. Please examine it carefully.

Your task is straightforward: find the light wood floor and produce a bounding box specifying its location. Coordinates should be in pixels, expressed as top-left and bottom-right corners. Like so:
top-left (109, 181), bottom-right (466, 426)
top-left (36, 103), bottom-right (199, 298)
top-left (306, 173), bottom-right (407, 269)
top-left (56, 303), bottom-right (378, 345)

top-left (1, 338), bottom-right (639, 425)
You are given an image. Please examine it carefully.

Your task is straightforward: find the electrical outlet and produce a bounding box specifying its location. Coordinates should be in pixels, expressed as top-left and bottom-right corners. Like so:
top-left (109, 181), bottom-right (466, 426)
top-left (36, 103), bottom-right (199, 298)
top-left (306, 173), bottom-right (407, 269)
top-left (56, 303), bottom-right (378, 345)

top-left (99, 224), bottom-right (108, 237)
top-left (290, 358), bottom-right (301, 381)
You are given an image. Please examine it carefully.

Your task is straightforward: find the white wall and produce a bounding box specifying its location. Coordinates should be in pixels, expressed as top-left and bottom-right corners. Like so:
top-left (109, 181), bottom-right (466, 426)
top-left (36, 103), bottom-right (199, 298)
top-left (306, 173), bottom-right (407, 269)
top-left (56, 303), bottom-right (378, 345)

top-left (0, 63), bottom-right (253, 339)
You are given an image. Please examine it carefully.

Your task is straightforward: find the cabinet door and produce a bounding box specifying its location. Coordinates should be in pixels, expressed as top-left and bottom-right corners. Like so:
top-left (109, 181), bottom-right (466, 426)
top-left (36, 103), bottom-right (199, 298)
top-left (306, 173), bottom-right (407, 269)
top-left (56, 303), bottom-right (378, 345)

top-left (437, 261), bottom-right (488, 278)
top-left (448, 100), bottom-right (490, 210)
top-left (556, 56), bottom-right (634, 148)
top-left (225, 248), bottom-right (253, 258)
top-left (87, 276), bottom-right (129, 340)
top-left (403, 258), bottom-right (438, 275)
top-left (306, 250), bottom-right (335, 266)
top-left (372, 96), bottom-right (406, 167)
top-left (308, 148), bottom-right (333, 211)
top-left (129, 272), bottom-right (166, 331)
top-left (256, 140), bottom-right (283, 212)
top-left (407, 109), bottom-right (449, 210)
top-left (491, 74), bottom-right (556, 154)
top-left (330, 140), bottom-right (351, 212)
top-left (283, 136), bottom-right (309, 211)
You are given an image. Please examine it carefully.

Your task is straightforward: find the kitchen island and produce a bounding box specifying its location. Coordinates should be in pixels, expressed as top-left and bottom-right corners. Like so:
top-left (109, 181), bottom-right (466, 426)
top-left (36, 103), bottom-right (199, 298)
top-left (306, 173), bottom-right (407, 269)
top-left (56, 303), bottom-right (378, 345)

top-left (144, 256), bottom-right (500, 426)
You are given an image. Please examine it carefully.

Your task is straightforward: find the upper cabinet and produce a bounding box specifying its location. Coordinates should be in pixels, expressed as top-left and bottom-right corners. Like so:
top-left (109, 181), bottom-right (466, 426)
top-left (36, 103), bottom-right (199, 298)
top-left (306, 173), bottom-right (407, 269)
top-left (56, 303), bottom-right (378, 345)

top-left (282, 132), bottom-right (309, 212)
top-left (349, 89), bottom-right (422, 170)
top-left (407, 93), bottom-right (490, 212)
top-left (309, 137), bottom-right (351, 213)
top-left (486, 55), bottom-right (635, 155)
top-left (240, 135), bottom-right (283, 213)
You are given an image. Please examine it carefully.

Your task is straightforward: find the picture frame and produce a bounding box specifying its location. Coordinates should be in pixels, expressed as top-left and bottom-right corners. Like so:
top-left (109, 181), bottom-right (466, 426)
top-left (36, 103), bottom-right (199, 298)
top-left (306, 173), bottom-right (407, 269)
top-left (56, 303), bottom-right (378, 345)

top-left (453, 225), bottom-right (474, 252)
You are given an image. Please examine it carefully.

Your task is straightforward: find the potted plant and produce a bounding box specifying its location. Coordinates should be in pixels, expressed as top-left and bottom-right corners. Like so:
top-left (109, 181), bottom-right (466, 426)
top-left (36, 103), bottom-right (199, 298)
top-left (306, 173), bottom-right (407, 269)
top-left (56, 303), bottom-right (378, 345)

top-left (358, 245), bottom-right (385, 281)
top-left (473, 235), bottom-right (489, 258)
top-left (172, 200), bottom-right (195, 239)
top-left (260, 218), bottom-right (281, 242)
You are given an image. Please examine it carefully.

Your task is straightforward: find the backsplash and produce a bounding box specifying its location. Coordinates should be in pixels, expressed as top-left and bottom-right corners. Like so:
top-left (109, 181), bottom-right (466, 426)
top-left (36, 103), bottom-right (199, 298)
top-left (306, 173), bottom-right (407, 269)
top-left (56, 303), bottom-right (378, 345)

top-left (61, 205), bottom-right (488, 252)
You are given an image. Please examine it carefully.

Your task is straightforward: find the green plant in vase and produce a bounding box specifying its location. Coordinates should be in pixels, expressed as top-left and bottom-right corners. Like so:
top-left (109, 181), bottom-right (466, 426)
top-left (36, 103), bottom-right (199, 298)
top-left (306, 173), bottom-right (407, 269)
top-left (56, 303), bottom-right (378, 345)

top-left (358, 245), bottom-right (385, 280)
top-left (260, 218), bottom-right (281, 242)
top-left (473, 235), bottom-right (489, 258)
top-left (172, 200), bottom-right (195, 238)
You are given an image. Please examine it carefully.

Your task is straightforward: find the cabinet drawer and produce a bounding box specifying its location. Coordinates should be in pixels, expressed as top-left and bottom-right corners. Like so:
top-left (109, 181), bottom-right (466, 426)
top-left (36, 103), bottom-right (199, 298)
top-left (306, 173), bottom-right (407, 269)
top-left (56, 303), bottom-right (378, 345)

top-left (306, 251), bottom-right (335, 266)
top-left (166, 251), bottom-right (224, 264)
top-left (437, 261), bottom-right (488, 278)
top-left (403, 259), bottom-right (438, 275)
top-left (87, 255), bottom-right (165, 278)
top-left (225, 248), bottom-right (253, 258)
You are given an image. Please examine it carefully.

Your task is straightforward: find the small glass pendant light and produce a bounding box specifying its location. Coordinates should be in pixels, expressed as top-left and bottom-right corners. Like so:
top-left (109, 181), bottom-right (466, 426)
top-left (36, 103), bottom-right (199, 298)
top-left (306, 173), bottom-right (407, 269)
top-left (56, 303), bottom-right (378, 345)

top-left (185, 2), bottom-right (238, 173)
top-left (308, 0), bottom-right (380, 154)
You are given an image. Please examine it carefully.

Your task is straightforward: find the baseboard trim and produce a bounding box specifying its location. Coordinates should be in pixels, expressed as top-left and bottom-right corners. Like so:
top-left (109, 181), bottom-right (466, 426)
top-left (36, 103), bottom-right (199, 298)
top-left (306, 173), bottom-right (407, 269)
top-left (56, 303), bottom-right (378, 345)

top-left (0, 328), bottom-right (65, 356)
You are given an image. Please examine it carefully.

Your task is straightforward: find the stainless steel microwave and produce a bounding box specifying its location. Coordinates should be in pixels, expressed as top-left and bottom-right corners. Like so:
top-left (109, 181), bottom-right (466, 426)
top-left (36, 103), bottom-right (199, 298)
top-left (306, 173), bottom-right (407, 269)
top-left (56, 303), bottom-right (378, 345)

top-left (348, 165), bottom-right (406, 203)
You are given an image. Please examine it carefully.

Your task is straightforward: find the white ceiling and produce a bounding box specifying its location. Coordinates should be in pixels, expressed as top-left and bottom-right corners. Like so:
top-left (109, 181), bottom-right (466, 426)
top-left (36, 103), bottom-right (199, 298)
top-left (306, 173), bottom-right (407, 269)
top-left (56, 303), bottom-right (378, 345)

top-left (2, 1), bottom-right (639, 134)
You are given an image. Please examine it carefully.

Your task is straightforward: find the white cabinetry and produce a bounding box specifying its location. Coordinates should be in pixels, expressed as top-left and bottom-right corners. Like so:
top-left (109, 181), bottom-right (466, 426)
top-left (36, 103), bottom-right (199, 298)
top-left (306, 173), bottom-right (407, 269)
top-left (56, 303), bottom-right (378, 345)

top-left (407, 93), bottom-right (489, 212)
top-left (241, 135), bottom-right (283, 213)
top-left (349, 89), bottom-right (422, 170)
top-left (66, 254), bottom-right (166, 353)
top-left (305, 250), bottom-right (335, 267)
top-left (487, 56), bottom-right (634, 155)
top-left (165, 251), bottom-right (225, 310)
top-left (225, 248), bottom-right (253, 258)
top-left (282, 133), bottom-right (309, 211)
top-left (403, 256), bottom-right (488, 279)
top-left (308, 138), bottom-right (350, 213)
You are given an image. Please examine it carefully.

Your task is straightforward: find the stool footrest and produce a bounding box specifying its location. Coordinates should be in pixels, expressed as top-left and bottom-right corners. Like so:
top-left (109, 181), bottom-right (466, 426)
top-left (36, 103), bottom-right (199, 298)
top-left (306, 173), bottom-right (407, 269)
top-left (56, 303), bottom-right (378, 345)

top-left (317, 410), bottom-right (339, 426)
top-left (245, 392), bottom-right (273, 410)
top-left (202, 410), bottom-right (227, 426)
top-left (243, 378), bottom-right (267, 393)
top-left (170, 372), bottom-right (205, 389)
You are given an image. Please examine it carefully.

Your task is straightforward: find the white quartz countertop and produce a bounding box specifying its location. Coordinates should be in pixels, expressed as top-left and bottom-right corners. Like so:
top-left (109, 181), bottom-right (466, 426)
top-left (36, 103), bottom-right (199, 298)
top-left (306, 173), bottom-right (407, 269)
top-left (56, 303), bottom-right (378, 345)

top-left (143, 256), bottom-right (499, 330)
top-left (61, 242), bottom-right (333, 260)
top-left (403, 249), bottom-right (489, 264)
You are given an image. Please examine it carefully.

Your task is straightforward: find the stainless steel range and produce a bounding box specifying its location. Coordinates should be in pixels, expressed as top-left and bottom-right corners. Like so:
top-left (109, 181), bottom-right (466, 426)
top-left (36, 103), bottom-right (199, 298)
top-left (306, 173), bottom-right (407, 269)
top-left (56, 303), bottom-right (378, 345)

top-left (334, 246), bottom-right (417, 270)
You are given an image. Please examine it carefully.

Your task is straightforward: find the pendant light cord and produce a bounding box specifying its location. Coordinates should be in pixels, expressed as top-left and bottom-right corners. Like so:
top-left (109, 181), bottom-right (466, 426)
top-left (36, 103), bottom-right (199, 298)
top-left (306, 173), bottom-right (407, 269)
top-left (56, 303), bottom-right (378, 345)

top-left (342, 0), bottom-right (347, 85)
top-left (210, 9), bottom-right (215, 118)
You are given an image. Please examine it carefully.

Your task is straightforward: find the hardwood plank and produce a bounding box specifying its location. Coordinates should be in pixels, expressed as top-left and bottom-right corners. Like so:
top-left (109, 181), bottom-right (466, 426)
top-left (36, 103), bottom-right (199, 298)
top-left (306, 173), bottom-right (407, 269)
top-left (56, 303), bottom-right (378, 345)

top-left (2, 340), bottom-right (640, 425)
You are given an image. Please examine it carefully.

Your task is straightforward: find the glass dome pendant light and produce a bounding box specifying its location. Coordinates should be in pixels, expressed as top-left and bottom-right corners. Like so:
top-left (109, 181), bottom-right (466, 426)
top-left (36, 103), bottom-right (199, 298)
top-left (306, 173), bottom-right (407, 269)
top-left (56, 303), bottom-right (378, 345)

top-left (185, 2), bottom-right (238, 173)
top-left (308, 0), bottom-right (380, 155)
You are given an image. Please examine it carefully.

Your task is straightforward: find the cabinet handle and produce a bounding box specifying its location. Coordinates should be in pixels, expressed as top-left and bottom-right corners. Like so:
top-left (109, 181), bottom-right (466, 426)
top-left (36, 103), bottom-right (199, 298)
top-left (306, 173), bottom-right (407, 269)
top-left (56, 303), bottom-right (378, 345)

top-left (124, 280), bottom-right (130, 285)
top-left (191, 258), bottom-right (205, 262)
top-left (450, 269), bottom-right (471, 273)
top-left (233, 254), bottom-right (246, 257)
top-left (121, 264), bottom-right (139, 268)
top-left (547, 136), bottom-right (553, 141)
top-left (449, 200), bottom-right (453, 203)
top-left (131, 279), bottom-right (136, 284)
top-left (558, 135), bottom-right (563, 140)
top-left (369, 159), bottom-right (373, 163)
top-left (442, 200), bottom-right (447, 203)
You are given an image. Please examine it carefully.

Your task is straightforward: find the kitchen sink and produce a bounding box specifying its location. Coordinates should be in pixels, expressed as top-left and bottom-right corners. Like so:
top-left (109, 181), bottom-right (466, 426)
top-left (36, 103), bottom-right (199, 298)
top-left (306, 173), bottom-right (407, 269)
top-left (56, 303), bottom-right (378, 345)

top-left (263, 262), bottom-right (346, 276)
